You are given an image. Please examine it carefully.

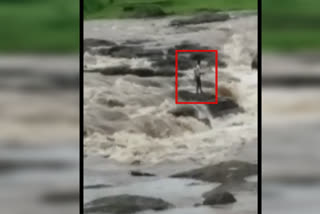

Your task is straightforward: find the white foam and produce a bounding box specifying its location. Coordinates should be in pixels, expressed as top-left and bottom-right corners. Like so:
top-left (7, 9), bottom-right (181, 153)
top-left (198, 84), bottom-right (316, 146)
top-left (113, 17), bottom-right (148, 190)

top-left (84, 15), bottom-right (257, 164)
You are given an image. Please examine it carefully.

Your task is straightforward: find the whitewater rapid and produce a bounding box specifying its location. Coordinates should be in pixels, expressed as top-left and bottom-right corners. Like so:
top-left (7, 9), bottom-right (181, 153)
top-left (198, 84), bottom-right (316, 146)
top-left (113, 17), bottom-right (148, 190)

top-left (84, 13), bottom-right (257, 165)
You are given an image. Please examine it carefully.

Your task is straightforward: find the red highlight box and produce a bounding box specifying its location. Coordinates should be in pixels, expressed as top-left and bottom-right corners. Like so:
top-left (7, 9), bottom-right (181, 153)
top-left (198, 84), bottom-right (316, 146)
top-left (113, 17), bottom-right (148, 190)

top-left (175, 50), bottom-right (218, 104)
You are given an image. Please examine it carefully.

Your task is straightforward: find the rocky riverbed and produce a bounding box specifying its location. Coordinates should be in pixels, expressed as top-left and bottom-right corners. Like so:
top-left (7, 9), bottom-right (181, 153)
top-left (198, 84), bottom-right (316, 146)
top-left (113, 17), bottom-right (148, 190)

top-left (84, 11), bottom-right (257, 214)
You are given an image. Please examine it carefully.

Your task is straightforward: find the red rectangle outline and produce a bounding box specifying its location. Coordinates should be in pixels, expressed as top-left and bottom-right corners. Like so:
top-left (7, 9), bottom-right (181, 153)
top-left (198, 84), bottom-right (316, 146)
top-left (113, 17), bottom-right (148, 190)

top-left (175, 50), bottom-right (218, 104)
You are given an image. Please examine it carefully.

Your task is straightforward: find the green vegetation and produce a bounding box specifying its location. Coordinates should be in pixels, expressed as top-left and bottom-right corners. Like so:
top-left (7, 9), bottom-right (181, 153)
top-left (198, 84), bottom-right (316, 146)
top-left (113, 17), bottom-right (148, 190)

top-left (84, 0), bottom-right (257, 19)
top-left (0, 0), bottom-right (78, 53)
top-left (263, 0), bottom-right (320, 51)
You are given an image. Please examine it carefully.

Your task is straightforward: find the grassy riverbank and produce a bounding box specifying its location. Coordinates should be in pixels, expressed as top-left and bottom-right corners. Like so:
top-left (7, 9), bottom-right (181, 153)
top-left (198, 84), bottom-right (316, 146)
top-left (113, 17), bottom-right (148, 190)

top-left (84, 0), bottom-right (257, 19)
top-left (0, 1), bottom-right (78, 53)
top-left (263, 0), bottom-right (320, 51)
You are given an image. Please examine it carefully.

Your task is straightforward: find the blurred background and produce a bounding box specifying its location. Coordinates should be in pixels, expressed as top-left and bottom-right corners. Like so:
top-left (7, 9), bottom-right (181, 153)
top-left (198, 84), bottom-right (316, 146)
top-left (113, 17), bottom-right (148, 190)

top-left (0, 0), bottom-right (79, 214)
top-left (262, 0), bottom-right (320, 213)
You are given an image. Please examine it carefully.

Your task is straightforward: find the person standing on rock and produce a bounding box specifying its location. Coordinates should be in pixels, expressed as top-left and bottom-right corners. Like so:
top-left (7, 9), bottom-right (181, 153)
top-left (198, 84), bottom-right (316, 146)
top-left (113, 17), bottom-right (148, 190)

top-left (194, 59), bottom-right (204, 94)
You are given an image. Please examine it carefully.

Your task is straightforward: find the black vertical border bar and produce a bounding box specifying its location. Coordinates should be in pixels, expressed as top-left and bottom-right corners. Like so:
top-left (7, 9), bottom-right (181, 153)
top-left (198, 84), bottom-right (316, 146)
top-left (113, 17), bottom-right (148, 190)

top-left (79, 0), bottom-right (84, 213)
top-left (257, 0), bottom-right (262, 212)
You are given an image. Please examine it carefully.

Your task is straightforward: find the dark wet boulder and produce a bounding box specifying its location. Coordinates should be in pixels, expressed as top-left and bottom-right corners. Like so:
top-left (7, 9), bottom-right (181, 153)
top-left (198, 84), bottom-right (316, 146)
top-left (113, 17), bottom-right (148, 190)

top-left (167, 41), bottom-right (211, 55)
top-left (84, 38), bottom-right (116, 52)
top-left (190, 52), bottom-right (211, 61)
top-left (203, 191), bottom-right (236, 205)
top-left (106, 99), bottom-right (125, 108)
top-left (136, 49), bottom-right (164, 58)
top-left (169, 106), bottom-right (198, 118)
top-left (177, 91), bottom-right (215, 102)
top-left (218, 85), bottom-right (235, 98)
top-left (176, 91), bottom-right (242, 117)
top-left (95, 47), bottom-right (113, 56)
top-left (251, 53), bottom-right (258, 69)
top-left (206, 97), bottom-right (243, 117)
top-left (123, 39), bottom-right (154, 45)
top-left (152, 54), bottom-right (194, 70)
top-left (175, 41), bottom-right (209, 51)
top-left (97, 65), bottom-right (183, 77)
top-left (130, 170), bottom-right (156, 177)
top-left (169, 106), bottom-right (212, 127)
top-left (95, 45), bottom-right (164, 60)
top-left (151, 56), bottom-right (174, 69)
top-left (84, 38), bottom-right (116, 48)
top-left (155, 67), bottom-right (182, 77)
top-left (84, 194), bottom-right (173, 214)
top-left (108, 45), bottom-right (144, 58)
top-left (177, 55), bottom-right (196, 70)
top-left (99, 66), bottom-right (151, 76)
top-left (170, 12), bottom-right (230, 26)
top-left (167, 41), bottom-right (227, 68)
top-left (96, 97), bottom-right (125, 108)
top-left (97, 65), bottom-right (131, 75)
top-left (170, 160), bottom-right (257, 183)
top-left (191, 52), bottom-right (227, 68)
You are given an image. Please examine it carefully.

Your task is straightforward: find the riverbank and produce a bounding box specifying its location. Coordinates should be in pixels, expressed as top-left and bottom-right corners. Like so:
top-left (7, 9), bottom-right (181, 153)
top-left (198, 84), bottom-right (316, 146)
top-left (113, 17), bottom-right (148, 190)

top-left (0, 1), bottom-right (78, 53)
top-left (84, 0), bottom-right (257, 19)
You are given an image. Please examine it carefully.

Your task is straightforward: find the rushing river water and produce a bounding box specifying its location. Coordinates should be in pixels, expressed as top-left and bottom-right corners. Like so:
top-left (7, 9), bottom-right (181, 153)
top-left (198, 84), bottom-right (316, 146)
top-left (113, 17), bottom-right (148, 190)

top-left (84, 11), bottom-right (257, 214)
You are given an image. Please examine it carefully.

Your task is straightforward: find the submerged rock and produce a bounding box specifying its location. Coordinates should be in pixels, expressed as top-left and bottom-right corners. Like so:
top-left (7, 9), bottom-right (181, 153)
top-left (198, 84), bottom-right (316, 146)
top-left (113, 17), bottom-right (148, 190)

top-left (123, 39), bottom-right (154, 45)
top-left (84, 38), bottom-right (116, 52)
top-left (170, 160), bottom-right (257, 183)
top-left (108, 45), bottom-right (144, 58)
top-left (169, 106), bottom-right (212, 127)
top-left (177, 90), bottom-right (242, 117)
top-left (136, 49), bottom-right (164, 58)
top-left (177, 90), bottom-right (216, 102)
top-left (130, 170), bottom-right (156, 177)
top-left (169, 106), bottom-right (198, 118)
top-left (166, 41), bottom-right (227, 68)
top-left (84, 194), bottom-right (173, 214)
top-left (191, 52), bottom-right (227, 68)
top-left (203, 191), bottom-right (236, 205)
top-left (97, 65), bottom-right (183, 77)
top-left (170, 12), bottom-right (230, 26)
top-left (96, 97), bottom-right (125, 108)
top-left (203, 181), bottom-right (257, 198)
top-left (152, 55), bottom-right (193, 70)
top-left (206, 97), bottom-right (244, 117)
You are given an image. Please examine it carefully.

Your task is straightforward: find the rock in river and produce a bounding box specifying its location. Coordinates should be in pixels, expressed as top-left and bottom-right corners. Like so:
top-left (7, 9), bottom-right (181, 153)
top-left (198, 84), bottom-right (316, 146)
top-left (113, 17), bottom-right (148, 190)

top-left (203, 191), bottom-right (236, 205)
top-left (84, 38), bottom-right (116, 52)
top-left (170, 12), bottom-right (230, 26)
top-left (176, 90), bottom-right (243, 117)
top-left (170, 160), bottom-right (257, 183)
top-left (96, 65), bottom-right (183, 77)
top-left (169, 105), bottom-right (198, 118)
top-left (84, 194), bottom-right (173, 214)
